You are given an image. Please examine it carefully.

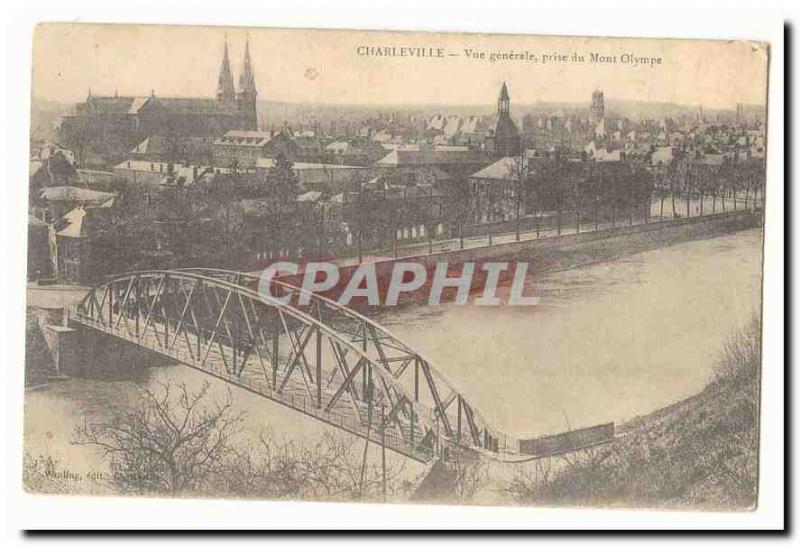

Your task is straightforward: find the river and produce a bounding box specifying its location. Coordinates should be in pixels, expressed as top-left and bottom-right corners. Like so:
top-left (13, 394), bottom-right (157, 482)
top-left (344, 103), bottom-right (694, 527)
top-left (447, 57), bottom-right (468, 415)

top-left (24, 227), bottom-right (764, 492)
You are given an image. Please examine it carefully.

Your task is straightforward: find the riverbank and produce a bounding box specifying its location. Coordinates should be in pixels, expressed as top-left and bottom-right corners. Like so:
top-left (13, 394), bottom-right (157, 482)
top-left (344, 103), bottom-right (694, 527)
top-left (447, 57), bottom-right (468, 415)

top-left (503, 316), bottom-right (761, 510)
top-left (515, 209), bottom-right (762, 277)
top-left (273, 210), bottom-right (762, 310)
top-left (408, 209), bottom-right (762, 271)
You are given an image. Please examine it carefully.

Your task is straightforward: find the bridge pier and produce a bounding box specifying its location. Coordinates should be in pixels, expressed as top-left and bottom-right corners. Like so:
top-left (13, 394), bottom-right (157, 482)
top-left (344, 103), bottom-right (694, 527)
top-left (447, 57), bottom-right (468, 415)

top-left (38, 310), bottom-right (162, 378)
top-left (410, 459), bottom-right (458, 503)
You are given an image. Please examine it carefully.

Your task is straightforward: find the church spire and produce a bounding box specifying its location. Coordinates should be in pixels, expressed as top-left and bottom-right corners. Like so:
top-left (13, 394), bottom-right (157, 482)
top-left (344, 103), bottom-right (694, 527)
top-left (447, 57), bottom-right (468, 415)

top-left (217, 37), bottom-right (235, 102)
top-left (498, 81), bottom-right (510, 116)
top-left (238, 35), bottom-right (257, 97)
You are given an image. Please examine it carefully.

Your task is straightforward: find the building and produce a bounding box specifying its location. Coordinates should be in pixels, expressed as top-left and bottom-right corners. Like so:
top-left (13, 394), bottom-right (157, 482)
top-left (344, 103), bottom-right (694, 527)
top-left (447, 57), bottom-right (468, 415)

top-left (736, 103), bottom-right (745, 125)
top-left (46, 199), bottom-right (119, 283)
top-left (651, 146), bottom-right (674, 166)
top-left (29, 149), bottom-right (79, 190)
top-left (254, 158), bottom-right (367, 193)
top-left (48, 207), bottom-right (92, 283)
top-left (374, 148), bottom-right (490, 189)
top-left (485, 83), bottom-right (521, 158)
top-left (591, 89), bottom-right (605, 121)
top-left (112, 160), bottom-right (219, 188)
top-left (36, 186), bottom-right (116, 223)
top-left (212, 130), bottom-right (275, 168)
top-left (128, 135), bottom-right (215, 165)
top-left (58, 38), bottom-right (259, 166)
top-left (320, 141), bottom-right (388, 166)
top-left (468, 156), bottom-right (529, 224)
top-left (28, 215), bottom-right (51, 280)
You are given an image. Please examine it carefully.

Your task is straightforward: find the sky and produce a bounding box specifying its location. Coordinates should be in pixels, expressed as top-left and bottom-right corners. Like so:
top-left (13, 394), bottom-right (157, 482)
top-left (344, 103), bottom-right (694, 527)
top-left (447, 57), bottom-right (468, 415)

top-left (31, 23), bottom-right (769, 109)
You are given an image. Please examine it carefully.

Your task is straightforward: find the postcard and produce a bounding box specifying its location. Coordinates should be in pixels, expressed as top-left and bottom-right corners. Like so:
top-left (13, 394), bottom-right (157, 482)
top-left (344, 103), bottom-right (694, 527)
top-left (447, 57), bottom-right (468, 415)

top-left (25, 23), bottom-right (768, 511)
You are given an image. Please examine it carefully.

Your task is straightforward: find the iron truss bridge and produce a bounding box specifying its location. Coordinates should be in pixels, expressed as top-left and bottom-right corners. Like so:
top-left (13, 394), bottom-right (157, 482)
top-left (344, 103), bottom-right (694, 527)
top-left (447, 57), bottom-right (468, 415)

top-left (72, 268), bottom-right (614, 464)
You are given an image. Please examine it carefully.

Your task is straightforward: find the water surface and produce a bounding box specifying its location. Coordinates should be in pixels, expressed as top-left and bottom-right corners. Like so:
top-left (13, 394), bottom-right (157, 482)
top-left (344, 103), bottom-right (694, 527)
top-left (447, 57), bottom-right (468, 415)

top-left (25, 228), bottom-right (764, 482)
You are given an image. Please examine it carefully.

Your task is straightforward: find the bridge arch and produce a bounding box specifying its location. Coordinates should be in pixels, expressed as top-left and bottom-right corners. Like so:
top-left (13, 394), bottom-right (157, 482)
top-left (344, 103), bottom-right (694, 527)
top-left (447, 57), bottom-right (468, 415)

top-left (73, 269), bottom-right (509, 462)
top-left (177, 268), bottom-right (509, 452)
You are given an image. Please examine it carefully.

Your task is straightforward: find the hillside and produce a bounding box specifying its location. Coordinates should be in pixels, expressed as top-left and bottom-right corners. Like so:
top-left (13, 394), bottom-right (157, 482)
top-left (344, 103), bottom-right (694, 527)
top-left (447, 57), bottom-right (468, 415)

top-left (504, 316), bottom-right (761, 510)
top-left (30, 98), bottom-right (72, 142)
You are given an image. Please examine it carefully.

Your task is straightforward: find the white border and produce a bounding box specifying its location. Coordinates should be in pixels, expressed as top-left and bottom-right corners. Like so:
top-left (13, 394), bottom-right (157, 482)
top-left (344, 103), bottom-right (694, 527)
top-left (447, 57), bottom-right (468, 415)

top-left (1, 0), bottom-right (787, 533)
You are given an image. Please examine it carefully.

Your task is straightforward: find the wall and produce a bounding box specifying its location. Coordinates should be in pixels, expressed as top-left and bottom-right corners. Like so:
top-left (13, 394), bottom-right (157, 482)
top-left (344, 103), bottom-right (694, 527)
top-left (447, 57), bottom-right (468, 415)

top-left (409, 209), bottom-right (761, 266)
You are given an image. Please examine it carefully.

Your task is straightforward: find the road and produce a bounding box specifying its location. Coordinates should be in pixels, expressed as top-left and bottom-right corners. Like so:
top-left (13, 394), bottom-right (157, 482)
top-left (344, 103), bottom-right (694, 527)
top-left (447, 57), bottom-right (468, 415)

top-left (335, 195), bottom-right (762, 267)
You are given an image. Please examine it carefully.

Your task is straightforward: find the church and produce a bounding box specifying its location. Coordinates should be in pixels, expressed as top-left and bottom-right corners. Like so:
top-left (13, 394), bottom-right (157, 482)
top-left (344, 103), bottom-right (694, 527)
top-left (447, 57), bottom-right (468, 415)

top-left (58, 38), bottom-right (259, 166)
top-left (485, 82), bottom-right (522, 158)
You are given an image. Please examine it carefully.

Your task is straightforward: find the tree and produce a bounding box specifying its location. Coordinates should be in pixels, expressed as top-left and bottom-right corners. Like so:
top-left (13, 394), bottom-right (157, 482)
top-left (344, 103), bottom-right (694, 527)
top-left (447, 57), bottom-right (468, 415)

top-left (163, 129), bottom-right (188, 166)
top-left (266, 152), bottom-right (300, 202)
top-left (211, 430), bottom-right (407, 501)
top-left (569, 165), bottom-right (585, 233)
top-left (74, 380), bottom-right (244, 495)
top-left (448, 450), bottom-right (489, 504)
top-left (210, 201), bottom-right (247, 266)
top-left (551, 161), bottom-right (567, 235)
top-left (505, 155), bottom-right (530, 242)
top-left (244, 153), bottom-right (303, 260)
top-left (57, 117), bottom-right (92, 168)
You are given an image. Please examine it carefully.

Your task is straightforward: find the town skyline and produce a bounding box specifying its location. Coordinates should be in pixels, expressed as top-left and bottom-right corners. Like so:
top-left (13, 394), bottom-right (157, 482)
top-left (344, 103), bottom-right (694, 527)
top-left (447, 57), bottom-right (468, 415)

top-left (33, 92), bottom-right (767, 112)
top-left (32, 23), bottom-right (768, 109)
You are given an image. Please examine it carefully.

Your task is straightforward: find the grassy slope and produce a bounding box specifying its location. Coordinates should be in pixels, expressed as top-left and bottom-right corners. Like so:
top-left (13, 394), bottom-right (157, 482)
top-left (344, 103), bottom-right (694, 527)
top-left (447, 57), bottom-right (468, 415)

top-left (507, 317), bottom-right (761, 510)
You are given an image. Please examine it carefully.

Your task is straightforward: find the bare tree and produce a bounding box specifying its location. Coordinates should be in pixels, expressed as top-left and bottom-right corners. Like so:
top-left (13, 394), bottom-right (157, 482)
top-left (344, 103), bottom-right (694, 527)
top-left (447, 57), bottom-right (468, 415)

top-left (502, 446), bottom-right (612, 505)
top-left (505, 154), bottom-right (529, 242)
top-left (211, 429), bottom-right (406, 502)
top-left (502, 457), bottom-right (555, 504)
top-left (71, 380), bottom-right (409, 501)
top-left (448, 450), bottom-right (489, 504)
top-left (73, 380), bottom-right (245, 495)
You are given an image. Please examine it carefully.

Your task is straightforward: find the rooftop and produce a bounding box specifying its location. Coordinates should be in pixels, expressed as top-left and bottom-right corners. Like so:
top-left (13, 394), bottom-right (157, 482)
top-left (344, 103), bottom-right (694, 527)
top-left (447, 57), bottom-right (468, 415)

top-left (469, 157), bottom-right (526, 180)
top-left (215, 130), bottom-right (274, 146)
top-left (376, 149), bottom-right (484, 167)
top-left (39, 186), bottom-right (116, 206)
top-left (54, 207), bottom-right (88, 238)
top-left (255, 158), bottom-right (365, 171)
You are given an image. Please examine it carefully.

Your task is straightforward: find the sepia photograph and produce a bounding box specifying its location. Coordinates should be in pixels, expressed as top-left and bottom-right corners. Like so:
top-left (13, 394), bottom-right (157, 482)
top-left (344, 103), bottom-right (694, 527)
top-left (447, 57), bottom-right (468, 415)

top-left (18, 18), bottom-right (777, 523)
